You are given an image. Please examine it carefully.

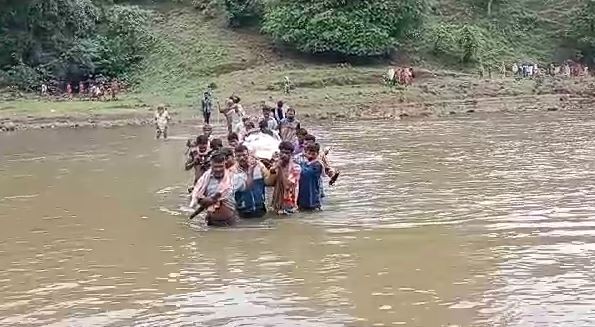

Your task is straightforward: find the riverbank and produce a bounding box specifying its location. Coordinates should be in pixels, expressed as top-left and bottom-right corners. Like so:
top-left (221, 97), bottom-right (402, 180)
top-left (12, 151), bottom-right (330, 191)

top-left (3, 4), bottom-right (595, 133)
top-left (2, 73), bottom-right (595, 132)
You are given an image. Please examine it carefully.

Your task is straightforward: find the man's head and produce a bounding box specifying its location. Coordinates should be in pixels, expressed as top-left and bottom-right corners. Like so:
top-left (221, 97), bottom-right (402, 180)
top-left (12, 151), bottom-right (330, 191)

top-left (234, 144), bottom-right (249, 166)
top-left (304, 134), bottom-right (316, 147)
top-left (220, 147), bottom-right (235, 168)
top-left (210, 138), bottom-right (223, 151)
top-left (157, 104), bottom-right (165, 113)
top-left (196, 135), bottom-right (209, 152)
top-left (262, 107), bottom-right (271, 119)
top-left (232, 96), bottom-right (241, 104)
top-left (279, 141), bottom-right (295, 164)
top-left (203, 91), bottom-right (209, 98)
top-left (245, 121), bottom-right (256, 130)
top-left (286, 107), bottom-right (296, 120)
top-left (211, 153), bottom-right (227, 179)
top-left (277, 100), bottom-right (283, 109)
top-left (227, 132), bottom-right (239, 148)
top-left (203, 124), bottom-right (213, 136)
top-left (305, 143), bottom-right (320, 161)
top-left (297, 128), bottom-right (308, 143)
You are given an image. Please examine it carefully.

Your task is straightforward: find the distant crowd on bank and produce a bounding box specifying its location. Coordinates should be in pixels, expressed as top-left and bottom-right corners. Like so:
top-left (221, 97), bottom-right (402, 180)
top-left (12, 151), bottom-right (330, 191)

top-left (492, 60), bottom-right (591, 79)
top-left (40, 77), bottom-right (123, 101)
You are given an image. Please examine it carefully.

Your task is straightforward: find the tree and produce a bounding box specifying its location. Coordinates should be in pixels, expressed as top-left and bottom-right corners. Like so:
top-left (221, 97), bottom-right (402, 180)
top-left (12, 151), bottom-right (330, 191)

top-left (0, 0), bottom-right (153, 90)
top-left (568, 0), bottom-right (595, 62)
top-left (466, 0), bottom-right (508, 17)
top-left (261, 0), bottom-right (427, 57)
top-left (223, 0), bottom-right (263, 27)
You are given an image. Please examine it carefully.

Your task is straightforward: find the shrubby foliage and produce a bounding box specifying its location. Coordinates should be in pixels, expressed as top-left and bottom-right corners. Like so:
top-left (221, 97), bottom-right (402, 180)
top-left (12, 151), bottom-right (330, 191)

top-left (425, 22), bottom-right (510, 68)
top-left (224, 0), bottom-right (263, 27)
top-left (192, 0), bottom-right (262, 26)
top-left (568, 0), bottom-right (595, 62)
top-left (0, 0), bottom-right (153, 90)
top-left (261, 0), bottom-right (426, 56)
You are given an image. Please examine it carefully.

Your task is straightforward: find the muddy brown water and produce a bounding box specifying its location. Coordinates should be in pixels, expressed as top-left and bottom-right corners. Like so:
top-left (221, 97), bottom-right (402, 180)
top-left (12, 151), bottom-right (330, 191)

top-left (1, 110), bottom-right (595, 326)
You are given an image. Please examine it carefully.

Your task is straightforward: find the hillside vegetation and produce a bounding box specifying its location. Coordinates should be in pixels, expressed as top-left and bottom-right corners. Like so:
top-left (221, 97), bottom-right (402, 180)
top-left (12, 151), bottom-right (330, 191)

top-left (1, 0), bottom-right (594, 124)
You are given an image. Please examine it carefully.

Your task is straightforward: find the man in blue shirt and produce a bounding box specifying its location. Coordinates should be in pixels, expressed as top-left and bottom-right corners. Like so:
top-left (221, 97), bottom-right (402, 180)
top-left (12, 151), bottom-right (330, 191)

top-left (233, 145), bottom-right (270, 218)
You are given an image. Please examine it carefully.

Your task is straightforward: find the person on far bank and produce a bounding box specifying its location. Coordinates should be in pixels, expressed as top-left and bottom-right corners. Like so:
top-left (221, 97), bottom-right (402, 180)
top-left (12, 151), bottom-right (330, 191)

top-left (201, 91), bottom-right (213, 124)
top-left (154, 104), bottom-right (171, 140)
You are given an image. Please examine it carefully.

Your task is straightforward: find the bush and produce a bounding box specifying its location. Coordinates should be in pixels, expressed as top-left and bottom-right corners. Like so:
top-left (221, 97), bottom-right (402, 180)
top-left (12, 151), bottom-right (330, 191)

top-left (1, 63), bottom-right (44, 91)
top-left (192, 0), bottom-right (223, 18)
top-left (224, 0), bottom-right (263, 27)
top-left (567, 0), bottom-right (595, 62)
top-left (261, 0), bottom-right (426, 57)
top-left (0, 1), bottom-right (153, 90)
top-left (423, 22), bottom-right (511, 68)
top-left (94, 5), bottom-right (154, 77)
top-left (428, 23), bottom-right (459, 57)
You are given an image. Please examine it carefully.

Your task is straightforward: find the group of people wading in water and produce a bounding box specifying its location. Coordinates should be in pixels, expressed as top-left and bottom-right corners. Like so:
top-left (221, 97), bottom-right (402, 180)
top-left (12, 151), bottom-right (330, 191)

top-left (180, 95), bottom-right (340, 227)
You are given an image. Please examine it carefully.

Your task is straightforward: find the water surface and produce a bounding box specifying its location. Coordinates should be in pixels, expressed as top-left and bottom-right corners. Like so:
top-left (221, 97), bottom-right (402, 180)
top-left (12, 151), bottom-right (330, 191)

top-left (1, 109), bottom-right (595, 326)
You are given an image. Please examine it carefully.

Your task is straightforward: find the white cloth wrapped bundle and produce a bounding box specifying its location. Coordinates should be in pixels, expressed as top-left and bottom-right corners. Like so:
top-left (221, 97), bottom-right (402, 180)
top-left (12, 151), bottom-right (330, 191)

top-left (243, 132), bottom-right (281, 160)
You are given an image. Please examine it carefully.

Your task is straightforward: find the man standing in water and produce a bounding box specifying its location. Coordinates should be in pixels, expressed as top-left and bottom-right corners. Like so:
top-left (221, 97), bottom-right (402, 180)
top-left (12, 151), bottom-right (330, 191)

top-left (267, 141), bottom-right (301, 215)
top-left (234, 145), bottom-right (270, 218)
top-left (202, 124), bottom-right (214, 141)
top-left (190, 153), bottom-right (255, 226)
top-left (221, 96), bottom-right (245, 134)
top-left (279, 107), bottom-right (300, 143)
top-left (154, 104), bottom-right (171, 140)
top-left (201, 91), bottom-right (213, 124)
top-left (300, 134), bottom-right (340, 185)
top-left (297, 143), bottom-right (324, 211)
top-left (186, 135), bottom-right (212, 190)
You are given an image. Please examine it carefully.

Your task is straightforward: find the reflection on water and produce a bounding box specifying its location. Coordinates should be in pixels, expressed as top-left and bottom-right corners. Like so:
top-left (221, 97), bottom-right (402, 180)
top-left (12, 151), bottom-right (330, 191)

top-left (1, 108), bottom-right (595, 326)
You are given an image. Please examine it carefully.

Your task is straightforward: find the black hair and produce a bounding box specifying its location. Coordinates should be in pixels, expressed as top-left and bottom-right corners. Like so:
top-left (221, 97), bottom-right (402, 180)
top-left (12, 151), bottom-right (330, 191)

top-left (211, 153), bottom-right (226, 164)
top-left (279, 141), bottom-right (295, 153)
top-left (196, 135), bottom-right (209, 145)
top-left (227, 132), bottom-right (239, 142)
top-left (304, 134), bottom-right (316, 142)
top-left (305, 143), bottom-right (320, 153)
top-left (232, 96), bottom-right (241, 104)
top-left (277, 100), bottom-right (283, 107)
top-left (297, 128), bottom-right (308, 136)
top-left (220, 147), bottom-right (234, 158)
top-left (234, 144), bottom-right (249, 153)
top-left (210, 138), bottom-right (223, 149)
top-left (286, 107), bottom-right (296, 114)
top-left (245, 121), bottom-right (256, 129)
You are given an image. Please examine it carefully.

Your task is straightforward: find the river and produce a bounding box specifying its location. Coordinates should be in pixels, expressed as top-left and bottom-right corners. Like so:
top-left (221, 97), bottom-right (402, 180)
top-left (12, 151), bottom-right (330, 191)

top-left (1, 109), bottom-right (595, 326)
